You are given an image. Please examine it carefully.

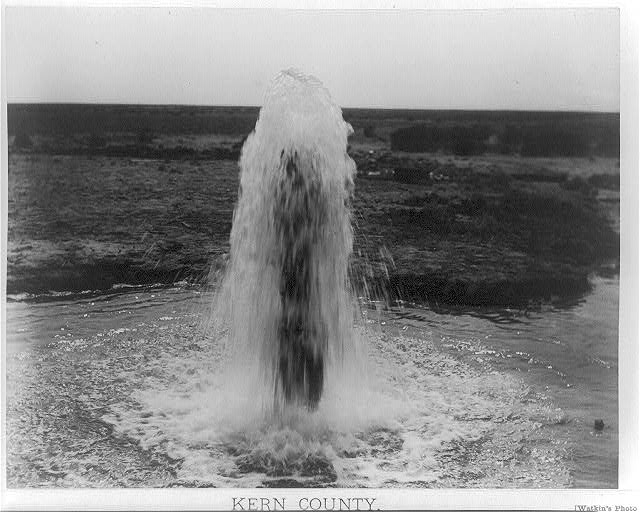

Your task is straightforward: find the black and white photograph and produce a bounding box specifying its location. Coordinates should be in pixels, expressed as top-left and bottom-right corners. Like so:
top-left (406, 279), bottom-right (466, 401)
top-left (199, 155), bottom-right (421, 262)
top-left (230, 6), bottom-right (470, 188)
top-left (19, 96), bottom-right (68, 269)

top-left (1, 3), bottom-right (638, 510)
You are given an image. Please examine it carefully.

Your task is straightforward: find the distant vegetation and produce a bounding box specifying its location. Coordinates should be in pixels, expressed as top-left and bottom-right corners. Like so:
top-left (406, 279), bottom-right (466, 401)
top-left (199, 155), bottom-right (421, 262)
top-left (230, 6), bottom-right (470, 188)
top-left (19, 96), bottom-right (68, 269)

top-left (8, 105), bottom-right (620, 160)
top-left (390, 124), bottom-right (491, 155)
top-left (390, 115), bottom-right (619, 158)
top-left (7, 104), bottom-right (260, 136)
top-left (13, 132), bottom-right (33, 148)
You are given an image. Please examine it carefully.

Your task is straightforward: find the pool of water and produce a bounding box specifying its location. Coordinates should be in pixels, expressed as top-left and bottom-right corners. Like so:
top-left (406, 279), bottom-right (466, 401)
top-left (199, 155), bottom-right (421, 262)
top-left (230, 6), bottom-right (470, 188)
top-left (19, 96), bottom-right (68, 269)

top-left (5, 276), bottom-right (617, 488)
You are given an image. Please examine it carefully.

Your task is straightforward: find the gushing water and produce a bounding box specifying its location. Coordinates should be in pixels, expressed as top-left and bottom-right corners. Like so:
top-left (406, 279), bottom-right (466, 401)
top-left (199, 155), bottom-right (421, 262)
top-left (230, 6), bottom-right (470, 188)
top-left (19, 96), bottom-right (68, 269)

top-left (211, 69), bottom-right (363, 418)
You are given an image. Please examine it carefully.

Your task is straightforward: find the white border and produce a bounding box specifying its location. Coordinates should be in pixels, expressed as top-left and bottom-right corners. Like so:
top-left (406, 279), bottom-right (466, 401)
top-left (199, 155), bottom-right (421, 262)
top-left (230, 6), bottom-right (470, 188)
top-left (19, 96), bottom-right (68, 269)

top-left (618, 0), bottom-right (639, 494)
top-left (1, 1), bottom-right (638, 510)
top-left (2, 489), bottom-right (640, 511)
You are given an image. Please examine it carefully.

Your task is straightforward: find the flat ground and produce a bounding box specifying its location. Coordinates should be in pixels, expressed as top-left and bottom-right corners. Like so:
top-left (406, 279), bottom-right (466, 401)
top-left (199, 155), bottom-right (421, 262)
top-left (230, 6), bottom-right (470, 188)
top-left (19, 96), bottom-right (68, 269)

top-left (7, 105), bottom-right (619, 307)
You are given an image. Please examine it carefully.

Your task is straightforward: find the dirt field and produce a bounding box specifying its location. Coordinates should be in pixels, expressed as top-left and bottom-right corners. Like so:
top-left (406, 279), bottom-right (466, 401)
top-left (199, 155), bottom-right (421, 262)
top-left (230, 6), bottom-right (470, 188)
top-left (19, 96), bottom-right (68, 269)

top-left (7, 104), bottom-right (619, 307)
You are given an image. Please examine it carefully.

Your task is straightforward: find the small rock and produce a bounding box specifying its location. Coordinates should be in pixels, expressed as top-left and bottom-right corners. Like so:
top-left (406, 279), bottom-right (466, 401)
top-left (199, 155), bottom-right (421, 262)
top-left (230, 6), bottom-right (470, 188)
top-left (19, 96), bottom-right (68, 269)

top-left (594, 419), bottom-right (605, 431)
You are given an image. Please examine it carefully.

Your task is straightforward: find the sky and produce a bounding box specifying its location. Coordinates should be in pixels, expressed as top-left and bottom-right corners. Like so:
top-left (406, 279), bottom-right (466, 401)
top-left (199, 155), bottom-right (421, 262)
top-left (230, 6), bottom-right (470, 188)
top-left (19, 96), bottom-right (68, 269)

top-left (3, 7), bottom-right (620, 111)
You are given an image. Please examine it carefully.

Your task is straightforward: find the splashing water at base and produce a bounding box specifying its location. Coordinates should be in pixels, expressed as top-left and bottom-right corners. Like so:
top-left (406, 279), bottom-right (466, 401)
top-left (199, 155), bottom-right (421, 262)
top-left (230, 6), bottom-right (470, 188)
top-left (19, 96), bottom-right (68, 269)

top-left (209, 69), bottom-right (365, 418)
top-left (7, 281), bottom-right (588, 487)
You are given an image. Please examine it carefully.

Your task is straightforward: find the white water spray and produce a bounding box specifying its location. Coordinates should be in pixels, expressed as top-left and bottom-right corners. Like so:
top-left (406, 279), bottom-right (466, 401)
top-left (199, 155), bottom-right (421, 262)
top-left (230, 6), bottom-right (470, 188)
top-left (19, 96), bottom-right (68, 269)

top-left (212, 69), bottom-right (363, 418)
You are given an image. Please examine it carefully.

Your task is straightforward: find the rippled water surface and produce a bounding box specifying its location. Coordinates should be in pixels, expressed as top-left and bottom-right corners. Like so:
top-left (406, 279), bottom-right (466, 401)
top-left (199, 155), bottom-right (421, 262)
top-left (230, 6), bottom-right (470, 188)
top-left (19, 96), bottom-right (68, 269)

top-left (6, 276), bottom-right (617, 488)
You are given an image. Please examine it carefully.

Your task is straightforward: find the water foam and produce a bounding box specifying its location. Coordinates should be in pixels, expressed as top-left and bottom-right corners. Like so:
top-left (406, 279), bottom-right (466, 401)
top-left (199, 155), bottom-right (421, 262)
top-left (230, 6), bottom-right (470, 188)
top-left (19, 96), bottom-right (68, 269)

top-left (92, 309), bottom-right (571, 487)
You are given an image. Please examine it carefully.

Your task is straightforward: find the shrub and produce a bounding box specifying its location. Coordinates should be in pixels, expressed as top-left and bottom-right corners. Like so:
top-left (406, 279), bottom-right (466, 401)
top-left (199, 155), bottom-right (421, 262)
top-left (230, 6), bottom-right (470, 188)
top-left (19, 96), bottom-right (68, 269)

top-left (519, 125), bottom-right (590, 157)
top-left (363, 125), bottom-right (376, 138)
top-left (13, 132), bottom-right (33, 148)
top-left (562, 176), bottom-right (595, 196)
top-left (390, 124), bottom-right (490, 155)
top-left (588, 173), bottom-right (619, 190)
top-left (88, 133), bottom-right (107, 148)
top-left (136, 131), bottom-right (155, 144)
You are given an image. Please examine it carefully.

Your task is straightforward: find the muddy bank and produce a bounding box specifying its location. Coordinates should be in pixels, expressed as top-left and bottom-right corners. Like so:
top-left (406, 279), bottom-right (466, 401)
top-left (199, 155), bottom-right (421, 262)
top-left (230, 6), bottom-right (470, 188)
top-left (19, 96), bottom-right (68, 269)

top-left (7, 148), bottom-right (619, 306)
top-left (6, 153), bottom-right (234, 297)
top-left (7, 149), bottom-right (618, 307)
top-left (349, 156), bottom-right (618, 306)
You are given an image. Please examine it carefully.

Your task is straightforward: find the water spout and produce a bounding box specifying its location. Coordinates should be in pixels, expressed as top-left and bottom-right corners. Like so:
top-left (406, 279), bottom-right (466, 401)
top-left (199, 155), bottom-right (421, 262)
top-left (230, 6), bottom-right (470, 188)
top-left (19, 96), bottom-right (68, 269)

top-left (214, 70), bottom-right (357, 416)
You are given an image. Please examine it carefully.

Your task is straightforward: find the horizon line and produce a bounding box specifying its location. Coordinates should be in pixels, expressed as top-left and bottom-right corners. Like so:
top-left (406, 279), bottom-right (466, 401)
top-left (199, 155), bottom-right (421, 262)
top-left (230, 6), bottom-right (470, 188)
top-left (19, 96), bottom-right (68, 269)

top-left (5, 101), bottom-right (621, 115)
